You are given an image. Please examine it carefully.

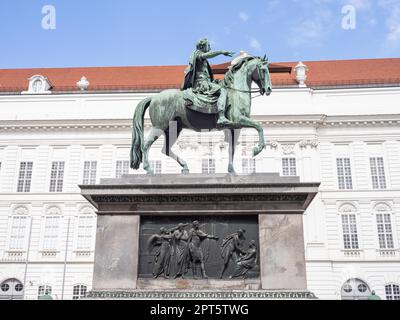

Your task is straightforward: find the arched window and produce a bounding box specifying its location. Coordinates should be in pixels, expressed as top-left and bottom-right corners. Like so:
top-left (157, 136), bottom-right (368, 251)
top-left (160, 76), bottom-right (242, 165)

top-left (341, 278), bottom-right (371, 300)
top-left (41, 207), bottom-right (62, 252)
top-left (385, 284), bottom-right (400, 300)
top-left (38, 285), bottom-right (52, 299)
top-left (8, 207), bottom-right (29, 253)
top-left (339, 204), bottom-right (359, 250)
top-left (374, 203), bottom-right (395, 250)
top-left (0, 279), bottom-right (24, 300)
top-left (72, 284), bottom-right (87, 300)
top-left (74, 207), bottom-right (96, 254)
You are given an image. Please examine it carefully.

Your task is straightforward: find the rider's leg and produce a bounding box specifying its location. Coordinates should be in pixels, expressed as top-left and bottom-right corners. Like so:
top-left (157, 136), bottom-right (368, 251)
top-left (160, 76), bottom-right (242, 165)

top-left (217, 88), bottom-right (232, 127)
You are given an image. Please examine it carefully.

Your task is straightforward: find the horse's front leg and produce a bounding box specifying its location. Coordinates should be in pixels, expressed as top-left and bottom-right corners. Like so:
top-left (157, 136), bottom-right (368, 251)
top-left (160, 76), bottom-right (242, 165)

top-left (236, 116), bottom-right (266, 157)
top-left (224, 129), bottom-right (240, 174)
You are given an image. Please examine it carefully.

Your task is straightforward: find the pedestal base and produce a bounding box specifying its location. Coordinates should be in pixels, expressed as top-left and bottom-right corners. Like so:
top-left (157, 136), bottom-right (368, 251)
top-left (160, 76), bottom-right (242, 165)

top-left (86, 290), bottom-right (317, 300)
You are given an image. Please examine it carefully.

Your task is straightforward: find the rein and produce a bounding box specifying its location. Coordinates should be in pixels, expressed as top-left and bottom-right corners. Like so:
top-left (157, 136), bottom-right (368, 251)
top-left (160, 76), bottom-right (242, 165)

top-left (224, 62), bottom-right (266, 99)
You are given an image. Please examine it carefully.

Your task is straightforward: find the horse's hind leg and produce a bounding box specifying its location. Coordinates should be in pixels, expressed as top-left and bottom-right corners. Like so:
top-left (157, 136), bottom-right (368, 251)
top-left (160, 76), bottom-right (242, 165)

top-left (143, 127), bottom-right (163, 174)
top-left (162, 124), bottom-right (189, 174)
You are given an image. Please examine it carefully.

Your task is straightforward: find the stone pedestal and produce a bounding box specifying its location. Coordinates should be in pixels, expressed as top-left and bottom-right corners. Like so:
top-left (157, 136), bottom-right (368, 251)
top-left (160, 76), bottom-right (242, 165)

top-left (80, 173), bottom-right (319, 299)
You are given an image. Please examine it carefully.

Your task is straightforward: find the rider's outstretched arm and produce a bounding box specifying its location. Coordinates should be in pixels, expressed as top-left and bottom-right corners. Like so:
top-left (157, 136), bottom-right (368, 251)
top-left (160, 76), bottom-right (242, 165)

top-left (200, 51), bottom-right (234, 60)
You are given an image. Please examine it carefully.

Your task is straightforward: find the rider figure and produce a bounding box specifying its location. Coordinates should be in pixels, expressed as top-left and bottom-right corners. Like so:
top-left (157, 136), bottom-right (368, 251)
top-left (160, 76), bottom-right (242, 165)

top-left (182, 38), bottom-right (234, 127)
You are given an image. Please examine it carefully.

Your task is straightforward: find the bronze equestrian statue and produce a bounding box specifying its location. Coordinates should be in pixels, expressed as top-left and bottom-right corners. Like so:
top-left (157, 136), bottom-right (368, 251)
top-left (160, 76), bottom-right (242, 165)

top-left (130, 38), bottom-right (272, 174)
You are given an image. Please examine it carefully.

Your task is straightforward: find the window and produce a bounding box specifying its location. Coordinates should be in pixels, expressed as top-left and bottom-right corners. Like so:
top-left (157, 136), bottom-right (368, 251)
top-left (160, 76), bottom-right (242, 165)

top-left (370, 157), bottom-right (387, 189)
top-left (282, 158), bottom-right (296, 176)
top-left (38, 285), bottom-right (52, 299)
top-left (49, 161), bottom-right (64, 192)
top-left (385, 284), bottom-right (400, 300)
top-left (202, 159), bottom-right (215, 174)
top-left (82, 161), bottom-right (97, 185)
top-left (1, 284), bottom-right (9, 292)
top-left (242, 158), bottom-right (256, 174)
top-left (76, 215), bottom-right (95, 251)
top-left (32, 79), bottom-right (43, 93)
top-left (341, 279), bottom-right (371, 300)
top-left (376, 214), bottom-right (394, 249)
top-left (17, 162), bottom-right (33, 192)
top-left (336, 158), bottom-right (353, 190)
top-left (149, 160), bottom-right (162, 174)
top-left (341, 214), bottom-right (359, 249)
top-left (0, 279), bottom-right (24, 299)
top-left (72, 285), bottom-right (87, 300)
top-left (9, 215), bottom-right (28, 251)
top-left (115, 160), bottom-right (129, 178)
top-left (42, 215), bottom-right (61, 251)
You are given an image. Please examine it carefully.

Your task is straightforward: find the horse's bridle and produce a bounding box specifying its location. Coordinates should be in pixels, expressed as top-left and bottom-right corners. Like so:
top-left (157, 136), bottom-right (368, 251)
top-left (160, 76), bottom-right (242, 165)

top-left (225, 63), bottom-right (266, 95)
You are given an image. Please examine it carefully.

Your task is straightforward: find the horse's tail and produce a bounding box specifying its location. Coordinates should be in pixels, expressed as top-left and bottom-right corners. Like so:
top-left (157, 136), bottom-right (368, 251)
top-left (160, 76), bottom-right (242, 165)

top-left (130, 97), bottom-right (152, 169)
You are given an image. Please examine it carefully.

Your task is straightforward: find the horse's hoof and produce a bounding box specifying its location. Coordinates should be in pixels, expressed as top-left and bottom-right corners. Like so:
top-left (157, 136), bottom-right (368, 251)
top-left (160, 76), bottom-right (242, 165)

top-left (228, 165), bottom-right (237, 175)
top-left (181, 167), bottom-right (190, 175)
top-left (253, 145), bottom-right (265, 157)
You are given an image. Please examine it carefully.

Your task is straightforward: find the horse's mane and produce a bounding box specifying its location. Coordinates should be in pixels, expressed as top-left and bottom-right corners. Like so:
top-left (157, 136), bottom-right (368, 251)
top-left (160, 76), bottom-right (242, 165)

top-left (223, 56), bottom-right (257, 87)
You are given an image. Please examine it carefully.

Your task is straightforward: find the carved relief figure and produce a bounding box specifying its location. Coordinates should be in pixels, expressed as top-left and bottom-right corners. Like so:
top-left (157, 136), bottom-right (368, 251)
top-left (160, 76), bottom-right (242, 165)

top-left (187, 220), bottom-right (219, 279)
top-left (230, 240), bottom-right (258, 279)
top-left (167, 223), bottom-right (189, 279)
top-left (219, 229), bottom-right (246, 278)
top-left (149, 227), bottom-right (172, 278)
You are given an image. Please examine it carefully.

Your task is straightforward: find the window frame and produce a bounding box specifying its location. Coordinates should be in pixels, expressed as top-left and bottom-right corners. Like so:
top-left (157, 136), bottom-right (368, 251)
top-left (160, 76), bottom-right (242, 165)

top-left (282, 157), bottom-right (297, 177)
top-left (369, 156), bottom-right (387, 190)
top-left (37, 284), bottom-right (52, 299)
top-left (49, 161), bottom-right (65, 193)
top-left (72, 212), bottom-right (96, 254)
top-left (242, 157), bottom-right (256, 174)
top-left (385, 284), bottom-right (400, 300)
top-left (6, 211), bottom-right (31, 253)
top-left (340, 212), bottom-right (360, 250)
top-left (17, 161), bottom-right (33, 193)
top-left (72, 284), bottom-right (87, 300)
top-left (336, 157), bottom-right (353, 190)
top-left (39, 212), bottom-right (63, 253)
top-left (82, 160), bottom-right (97, 185)
top-left (115, 160), bottom-right (130, 178)
top-left (201, 158), bottom-right (216, 174)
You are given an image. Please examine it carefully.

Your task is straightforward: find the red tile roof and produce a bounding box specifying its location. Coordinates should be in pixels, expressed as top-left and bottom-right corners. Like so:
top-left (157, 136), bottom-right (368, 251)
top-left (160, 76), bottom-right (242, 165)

top-left (0, 58), bottom-right (399, 93)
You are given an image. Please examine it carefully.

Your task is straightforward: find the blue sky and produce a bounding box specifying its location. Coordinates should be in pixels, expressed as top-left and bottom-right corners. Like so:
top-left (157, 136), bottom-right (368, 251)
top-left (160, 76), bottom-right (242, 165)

top-left (0, 0), bottom-right (399, 69)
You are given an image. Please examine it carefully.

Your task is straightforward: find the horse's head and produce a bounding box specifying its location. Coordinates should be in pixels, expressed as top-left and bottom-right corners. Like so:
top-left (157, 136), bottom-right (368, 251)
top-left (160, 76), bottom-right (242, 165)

top-left (252, 56), bottom-right (272, 96)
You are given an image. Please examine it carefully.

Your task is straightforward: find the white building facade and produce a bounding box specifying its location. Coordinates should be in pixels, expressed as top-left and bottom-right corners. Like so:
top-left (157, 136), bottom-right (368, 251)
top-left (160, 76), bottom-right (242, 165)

top-left (0, 59), bottom-right (399, 300)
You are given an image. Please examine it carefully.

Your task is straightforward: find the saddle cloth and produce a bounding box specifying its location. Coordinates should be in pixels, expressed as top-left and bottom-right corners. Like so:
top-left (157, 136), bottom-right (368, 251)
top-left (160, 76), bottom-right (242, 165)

top-left (182, 88), bottom-right (218, 114)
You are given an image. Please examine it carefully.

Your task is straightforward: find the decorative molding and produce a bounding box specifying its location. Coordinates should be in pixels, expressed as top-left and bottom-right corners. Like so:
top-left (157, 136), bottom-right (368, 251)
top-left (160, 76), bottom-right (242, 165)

top-left (298, 139), bottom-right (319, 149)
top-left (77, 76), bottom-right (90, 91)
top-left (281, 144), bottom-right (295, 155)
top-left (2, 116), bottom-right (400, 132)
top-left (338, 203), bottom-right (357, 213)
top-left (177, 140), bottom-right (199, 151)
top-left (86, 290), bottom-right (317, 300)
top-left (266, 140), bottom-right (279, 149)
top-left (91, 194), bottom-right (308, 204)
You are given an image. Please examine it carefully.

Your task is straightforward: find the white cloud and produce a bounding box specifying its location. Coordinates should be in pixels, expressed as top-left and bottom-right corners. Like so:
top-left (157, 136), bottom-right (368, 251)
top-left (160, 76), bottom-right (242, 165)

top-left (238, 11), bottom-right (249, 23)
top-left (250, 37), bottom-right (261, 51)
top-left (386, 7), bottom-right (400, 43)
top-left (288, 6), bottom-right (334, 47)
top-left (343, 0), bottom-right (372, 10)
